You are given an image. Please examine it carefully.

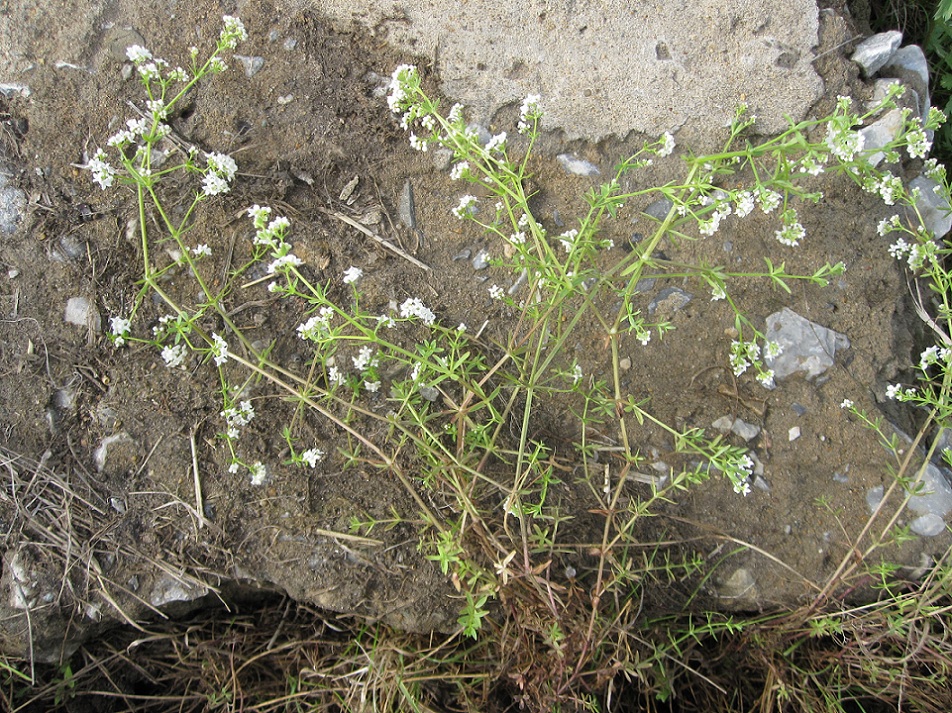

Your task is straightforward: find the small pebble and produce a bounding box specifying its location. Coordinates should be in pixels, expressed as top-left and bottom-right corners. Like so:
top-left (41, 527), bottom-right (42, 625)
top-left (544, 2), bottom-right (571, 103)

top-left (472, 249), bottom-right (491, 270)
top-left (619, 357), bottom-right (631, 370)
top-left (788, 426), bottom-right (801, 442)
top-left (234, 55), bottom-right (265, 78)
top-left (557, 153), bottom-right (600, 176)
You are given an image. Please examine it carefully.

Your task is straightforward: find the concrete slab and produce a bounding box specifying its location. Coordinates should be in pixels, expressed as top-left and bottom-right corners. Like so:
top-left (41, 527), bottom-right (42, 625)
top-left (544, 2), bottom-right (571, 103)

top-left (314, 0), bottom-right (824, 142)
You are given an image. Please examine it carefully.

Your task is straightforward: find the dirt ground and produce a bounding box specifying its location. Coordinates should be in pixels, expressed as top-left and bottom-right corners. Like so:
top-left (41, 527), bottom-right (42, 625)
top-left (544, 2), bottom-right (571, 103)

top-left (0, 0), bottom-right (947, 661)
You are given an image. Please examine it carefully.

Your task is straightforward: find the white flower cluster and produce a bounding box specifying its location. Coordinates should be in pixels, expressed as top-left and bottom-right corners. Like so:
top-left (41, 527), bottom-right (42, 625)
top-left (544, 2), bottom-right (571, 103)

top-left (246, 206), bottom-right (301, 279)
top-left (775, 209), bottom-right (806, 247)
top-left (452, 195), bottom-right (478, 220)
top-left (221, 400), bottom-right (255, 439)
top-left (904, 118), bottom-right (932, 159)
top-left (210, 332), bottom-right (229, 366)
top-left (657, 131), bottom-right (675, 158)
top-left (825, 103), bottom-right (865, 163)
top-left (889, 235), bottom-right (937, 271)
top-left (517, 94), bottom-right (542, 134)
top-left (161, 343), bottom-right (187, 369)
top-left (918, 345), bottom-right (951, 372)
top-left (729, 338), bottom-right (780, 388)
top-left (399, 297), bottom-right (436, 325)
top-left (220, 15), bottom-right (248, 50)
top-left (110, 316), bottom-right (131, 347)
top-left (724, 453), bottom-right (755, 496)
top-left (300, 448), bottom-right (324, 468)
top-left (87, 149), bottom-right (116, 190)
top-left (886, 383), bottom-right (917, 402)
top-left (863, 172), bottom-right (904, 206)
top-left (203, 151), bottom-right (238, 197)
top-left (343, 266), bottom-right (363, 284)
top-left (297, 307), bottom-right (335, 341)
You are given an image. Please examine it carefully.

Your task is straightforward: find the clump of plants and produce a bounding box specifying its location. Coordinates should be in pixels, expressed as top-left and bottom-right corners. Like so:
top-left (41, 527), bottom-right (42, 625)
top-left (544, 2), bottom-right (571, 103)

top-left (31, 12), bottom-right (950, 711)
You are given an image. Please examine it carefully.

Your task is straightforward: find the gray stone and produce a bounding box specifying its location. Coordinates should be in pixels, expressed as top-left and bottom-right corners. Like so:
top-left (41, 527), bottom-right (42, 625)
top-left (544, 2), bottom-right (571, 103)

top-left (882, 45), bottom-right (929, 96)
top-left (234, 55), bottom-right (265, 77)
top-left (557, 154), bottom-right (600, 176)
top-left (850, 30), bottom-right (902, 77)
top-left (319, 0), bottom-right (823, 143)
top-left (910, 513), bottom-right (946, 537)
top-left (712, 415), bottom-right (761, 441)
top-left (150, 573), bottom-right (209, 608)
top-left (907, 176), bottom-right (952, 239)
top-left (472, 248), bottom-right (491, 270)
top-left (867, 484), bottom-right (884, 513)
top-left (906, 462), bottom-right (952, 518)
top-left (644, 199), bottom-right (673, 221)
top-left (0, 168), bottom-right (26, 235)
top-left (763, 308), bottom-right (849, 381)
top-left (648, 287), bottom-right (692, 316)
top-left (858, 109), bottom-right (903, 167)
top-left (64, 296), bottom-right (102, 331)
top-left (0, 83), bottom-right (30, 98)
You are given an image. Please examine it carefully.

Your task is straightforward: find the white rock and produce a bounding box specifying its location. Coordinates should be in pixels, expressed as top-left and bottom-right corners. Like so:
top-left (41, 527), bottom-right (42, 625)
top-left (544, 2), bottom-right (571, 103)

top-left (64, 296), bottom-right (102, 332)
top-left (788, 426), bottom-right (801, 441)
top-left (557, 154), bottom-right (600, 176)
top-left (859, 109), bottom-right (903, 167)
top-left (850, 30), bottom-right (902, 77)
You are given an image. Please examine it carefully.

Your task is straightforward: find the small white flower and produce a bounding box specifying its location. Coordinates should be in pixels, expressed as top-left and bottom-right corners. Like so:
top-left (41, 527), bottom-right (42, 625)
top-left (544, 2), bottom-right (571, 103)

top-left (734, 190), bottom-right (755, 218)
top-left (249, 461), bottom-right (268, 486)
top-left (211, 333), bottom-right (229, 366)
top-left (409, 133), bottom-right (428, 151)
top-left (192, 244), bottom-right (212, 258)
top-left (571, 364), bottom-right (583, 384)
top-left (756, 188), bottom-right (782, 214)
top-left (840, 399), bottom-right (854, 409)
top-left (161, 343), bottom-right (187, 369)
top-left (110, 316), bottom-right (131, 347)
top-left (885, 383), bottom-right (902, 400)
top-left (206, 151), bottom-right (238, 181)
top-left (352, 345), bottom-right (377, 372)
top-left (202, 172), bottom-right (230, 197)
top-left (343, 266), bottom-right (363, 284)
top-left (711, 285), bottom-right (726, 301)
top-left (364, 380), bottom-right (381, 393)
top-left (488, 284), bottom-right (504, 300)
top-left (757, 370), bottom-right (775, 389)
top-left (327, 366), bottom-right (345, 387)
top-left (518, 94), bottom-right (542, 133)
top-left (126, 45), bottom-right (152, 63)
top-left (449, 162), bottom-right (470, 181)
top-left (228, 462), bottom-right (240, 474)
top-left (452, 195), bottom-right (478, 220)
top-left (301, 448), bottom-right (324, 468)
top-left (267, 254), bottom-right (302, 274)
top-left (220, 15), bottom-right (248, 50)
top-left (485, 132), bottom-right (507, 153)
top-left (457, 323), bottom-right (466, 332)
top-left (399, 297), bottom-right (436, 325)
top-left (247, 204), bottom-right (271, 225)
top-left (657, 131), bottom-right (675, 157)
top-left (87, 149), bottom-right (116, 190)
top-left (763, 341), bottom-right (783, 359)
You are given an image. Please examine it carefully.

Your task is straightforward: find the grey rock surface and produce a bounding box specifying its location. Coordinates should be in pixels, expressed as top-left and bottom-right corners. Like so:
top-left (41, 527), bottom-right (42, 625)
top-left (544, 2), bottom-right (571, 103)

top-left (313, 0), bottom-right (823, 142)
top-left (850, 30), bottom-right (902, 77)
top-left (763, 308), bottom-right (850, 381)
top-left (859, 109), bottom-right (903, 167)
top-left (0, 162), bottom-right (26, 236)
top-left (908, 176), bottom-right (952, 239)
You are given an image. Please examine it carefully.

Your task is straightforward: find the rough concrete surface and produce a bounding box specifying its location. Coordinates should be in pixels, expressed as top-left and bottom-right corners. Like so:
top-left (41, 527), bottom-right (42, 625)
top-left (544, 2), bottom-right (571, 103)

top-left (313, 0), bottom-right (825, 142)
